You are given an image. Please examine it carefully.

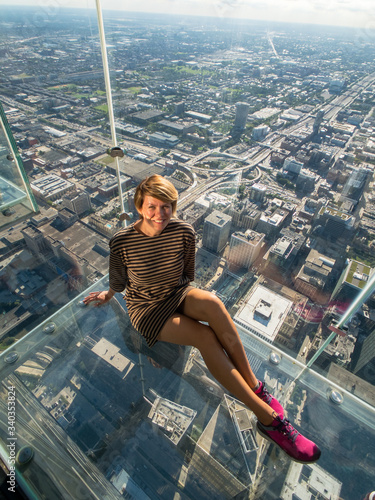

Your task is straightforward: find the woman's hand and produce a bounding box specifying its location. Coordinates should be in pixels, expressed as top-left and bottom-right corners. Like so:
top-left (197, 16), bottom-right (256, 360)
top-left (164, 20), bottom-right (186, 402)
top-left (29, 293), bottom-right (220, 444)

top-left (83, 290), bottom-right (114, 307)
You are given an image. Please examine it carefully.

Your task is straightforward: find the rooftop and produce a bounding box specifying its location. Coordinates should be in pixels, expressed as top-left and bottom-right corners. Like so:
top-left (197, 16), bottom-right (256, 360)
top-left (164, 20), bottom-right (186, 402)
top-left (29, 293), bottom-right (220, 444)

top-left (231, 230), bottom-right (264, 244)
top-left (205, 210), bottom-right (232, 226)
top-left (344, 259), bottom-right (373, 289)
top-left (318, 205), bottom-right (352, 221)
top-left (234, 284), bottom-right (293, 342)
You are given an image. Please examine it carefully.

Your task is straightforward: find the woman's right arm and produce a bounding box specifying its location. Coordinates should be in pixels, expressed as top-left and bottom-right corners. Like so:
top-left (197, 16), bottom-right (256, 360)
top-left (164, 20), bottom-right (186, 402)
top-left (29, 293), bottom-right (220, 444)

top-left (108, 241), bottom-right (128, 294)
top-left (83, 235), bottom-right (128, 306)
top-left (83, 288), bottom-right (116, 306)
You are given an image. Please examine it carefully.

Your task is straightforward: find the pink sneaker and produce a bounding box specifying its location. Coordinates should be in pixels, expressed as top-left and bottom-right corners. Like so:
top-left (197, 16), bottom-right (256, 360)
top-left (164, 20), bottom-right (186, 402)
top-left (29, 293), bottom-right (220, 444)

top-left (255, 381), bottom-right (284, 418)
top-left (257, 416), bottom-right (321, 464)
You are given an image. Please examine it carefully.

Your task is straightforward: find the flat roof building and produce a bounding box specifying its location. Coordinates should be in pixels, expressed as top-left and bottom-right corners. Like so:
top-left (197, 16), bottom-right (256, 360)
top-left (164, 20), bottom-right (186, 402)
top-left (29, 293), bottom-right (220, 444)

top-left (283, 156), bottom-right (303, 175)
top-left (225, 202), bottom-right (261, 230)
top-left (98, 175), bottom-right (131, 198)
top-left (149, 131), bottom-right (179, 148)
top-left (249, 183), bottom-right (267, 203)
top-left (31, 174), bottom-right (75, 201)
top-left (331, 259), bottom-right (374, 301)
top-left (266, 234), bottom-right (302, 272)
top-left (234, 284), bottom-right (293, 343)
top-left (62, 190), bottom-right (92, 216)
top-left (294, 249), bottom-right (336, 303)
top-left (131, 109), bottom-right (164, 124)
top-left (185, 110), bottom-right (212, 123)
top-left (280, 462), bottom-right (342, 500)
top-left (228, 230), bottom-right (264, 269)
top-left (296, 168), bottom-right (319, 193)
top-left (317, 205), bottom-right (355, 238)
top-left (256, 209), bottom-right (288, 237)
top-left (234, 102), bottom-right (250, 129)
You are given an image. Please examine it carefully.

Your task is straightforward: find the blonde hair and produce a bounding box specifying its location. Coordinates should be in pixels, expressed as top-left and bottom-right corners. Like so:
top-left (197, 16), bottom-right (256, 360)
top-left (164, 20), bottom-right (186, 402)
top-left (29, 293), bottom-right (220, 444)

top-left (134, 175), bottom-right (178, 218)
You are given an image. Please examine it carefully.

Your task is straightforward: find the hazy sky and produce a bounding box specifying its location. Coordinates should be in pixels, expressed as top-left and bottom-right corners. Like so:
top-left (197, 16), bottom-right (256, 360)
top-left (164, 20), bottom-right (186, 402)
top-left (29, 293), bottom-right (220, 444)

top-left (104, 0), bottom-right (374, 28)
top-left (4, 0), bottom-right (375, 29)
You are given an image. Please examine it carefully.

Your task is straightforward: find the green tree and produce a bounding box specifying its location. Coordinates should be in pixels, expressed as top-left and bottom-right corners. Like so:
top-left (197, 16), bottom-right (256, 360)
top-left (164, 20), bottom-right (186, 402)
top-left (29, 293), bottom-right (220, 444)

top-left (3, 337), bottom-right (15, 346)
top-left (239, 184), bottom-right (246, 199)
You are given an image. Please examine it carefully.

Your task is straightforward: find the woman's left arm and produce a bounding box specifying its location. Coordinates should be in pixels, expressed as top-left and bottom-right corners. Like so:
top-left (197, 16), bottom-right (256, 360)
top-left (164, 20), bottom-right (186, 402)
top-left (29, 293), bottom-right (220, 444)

top-left (184, 231), bottom-right (196, 282)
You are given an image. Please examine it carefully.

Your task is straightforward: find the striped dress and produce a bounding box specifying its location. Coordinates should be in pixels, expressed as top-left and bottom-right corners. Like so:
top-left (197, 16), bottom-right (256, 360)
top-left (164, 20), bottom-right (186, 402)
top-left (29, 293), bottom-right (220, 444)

top-left (109, 219), bottom-right (196, 347)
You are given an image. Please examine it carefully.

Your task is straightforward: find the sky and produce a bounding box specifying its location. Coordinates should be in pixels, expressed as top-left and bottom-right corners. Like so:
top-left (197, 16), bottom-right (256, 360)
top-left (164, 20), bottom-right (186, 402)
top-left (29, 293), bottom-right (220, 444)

top-left (3, 0), bottom-right (375, 29)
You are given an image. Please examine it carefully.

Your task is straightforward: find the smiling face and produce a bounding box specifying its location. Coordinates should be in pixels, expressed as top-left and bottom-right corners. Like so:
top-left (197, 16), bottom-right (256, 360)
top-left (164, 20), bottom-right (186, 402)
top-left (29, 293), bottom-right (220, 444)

top-left (137, 195), bottom-right (172, 236)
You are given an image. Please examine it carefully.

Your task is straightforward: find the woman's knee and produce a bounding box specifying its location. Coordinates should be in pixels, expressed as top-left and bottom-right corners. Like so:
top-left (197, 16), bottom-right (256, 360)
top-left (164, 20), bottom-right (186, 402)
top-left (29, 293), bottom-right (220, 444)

top-left (204, 293), bottom-right (227, 320)
top-left (182, 288), bottom-right (228, 324)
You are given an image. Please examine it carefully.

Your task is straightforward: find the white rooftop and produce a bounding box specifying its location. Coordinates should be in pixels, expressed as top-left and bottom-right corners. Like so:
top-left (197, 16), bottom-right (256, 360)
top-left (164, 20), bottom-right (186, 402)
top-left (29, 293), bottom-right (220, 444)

top-left (280, 462), bottom-right (342, 500)
top-left (234, 284), bottom-right (293, 342)
top-left (91, 338), bottom-right (135, 373)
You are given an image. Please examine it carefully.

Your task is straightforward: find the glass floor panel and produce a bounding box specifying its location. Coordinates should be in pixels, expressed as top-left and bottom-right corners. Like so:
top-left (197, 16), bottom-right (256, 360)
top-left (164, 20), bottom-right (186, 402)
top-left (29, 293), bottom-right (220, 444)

top-left (0, 277), bottom-right (374, 499)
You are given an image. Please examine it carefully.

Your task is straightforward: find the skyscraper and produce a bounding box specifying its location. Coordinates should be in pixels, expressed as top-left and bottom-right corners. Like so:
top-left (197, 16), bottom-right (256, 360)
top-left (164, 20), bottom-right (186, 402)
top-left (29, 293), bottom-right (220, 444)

top-left (341, 166), bottom-right (371, 202)
top-left (202, 210), bottom-right (232, 253)
top-left (234, 102), bottom-right (250, 130)
top-left (351, 327), bottom-right (375, 384)
top-left (62, 190), bottom-right (92, 216)
top-left (313, 109), bottom-right (324, 136)
top-left (228, 230), bottom-right (264, 269)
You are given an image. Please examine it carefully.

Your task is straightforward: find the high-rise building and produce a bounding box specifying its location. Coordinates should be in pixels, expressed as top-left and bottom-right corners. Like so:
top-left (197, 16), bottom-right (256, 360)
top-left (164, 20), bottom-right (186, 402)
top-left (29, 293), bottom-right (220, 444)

top-left (252, 125), bottom-right (270, 141)
top-left (225, 203), bottom-right (261, 230)
top-left (174, 101), bottom-right (185, 116)
top-left (329, 78), bottom-right (346, 93)
top-left (249, 183), bottom-right (267, 203)
top-left (268, 236), bottom-right (298, 270)
top-left (341, 166), bottom-right (371, 202)
top-left (296, 169), bottom-right (318, 193)
top-left (351, 327), bottom-right (375, 384)
top-left (294, 249), bottom-right (336, 303)
top-left (313, 109), bottom-right (325, 135)
top-left (234, 284), bottom-right (293, 343)
top-left (283, 156), bottom-right (304, 175)
top-left (234, 102), bottom-right (250, 129)
top-left (280, 462), bottom-right (342, 499)
top-left (316, 205), bottom-right (355, 239)
top-left (62, 190), bottom-right (92, 216)
top-left (21, 225), bottom-right (47, 255)
top-left (228, 230), bottom-right (264, 269)
top-left (331, 259), bottom-right (374, 302)
top-left (202, 210), bottom-right (232, 253)
top-left (256, 209), bottom-right (288, 238)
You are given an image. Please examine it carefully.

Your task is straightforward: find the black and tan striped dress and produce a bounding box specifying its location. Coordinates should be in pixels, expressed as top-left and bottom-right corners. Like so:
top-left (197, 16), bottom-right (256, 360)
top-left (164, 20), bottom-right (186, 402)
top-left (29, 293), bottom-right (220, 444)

top-left (109, 219), bottom-right (196, 347)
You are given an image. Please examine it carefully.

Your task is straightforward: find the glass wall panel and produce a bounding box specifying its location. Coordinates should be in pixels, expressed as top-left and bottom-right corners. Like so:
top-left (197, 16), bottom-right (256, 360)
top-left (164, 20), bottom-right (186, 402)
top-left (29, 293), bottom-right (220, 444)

top-left (0, 102), bottom-right (38, 229)
top-left (0, 3), bottom-right (114, 351)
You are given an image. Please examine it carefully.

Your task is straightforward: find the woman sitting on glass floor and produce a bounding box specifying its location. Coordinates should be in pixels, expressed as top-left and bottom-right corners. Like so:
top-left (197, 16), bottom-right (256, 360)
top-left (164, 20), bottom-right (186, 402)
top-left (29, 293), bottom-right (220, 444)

top-left (84, 174), bottom-right (320, 464)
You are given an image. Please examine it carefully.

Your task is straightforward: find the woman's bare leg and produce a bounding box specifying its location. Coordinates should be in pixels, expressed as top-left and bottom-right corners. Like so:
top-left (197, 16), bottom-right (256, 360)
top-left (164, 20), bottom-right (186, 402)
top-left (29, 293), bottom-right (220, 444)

top-left (178, 288), bottom-right (258, 389)
top-left (158, 312), bottom-right (276, 425)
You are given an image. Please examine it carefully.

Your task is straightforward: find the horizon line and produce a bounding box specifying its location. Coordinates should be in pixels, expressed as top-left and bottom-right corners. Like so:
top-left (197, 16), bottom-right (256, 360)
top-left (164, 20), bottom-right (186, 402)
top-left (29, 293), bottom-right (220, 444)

top-left (0, 3), bottom-right (374, 31)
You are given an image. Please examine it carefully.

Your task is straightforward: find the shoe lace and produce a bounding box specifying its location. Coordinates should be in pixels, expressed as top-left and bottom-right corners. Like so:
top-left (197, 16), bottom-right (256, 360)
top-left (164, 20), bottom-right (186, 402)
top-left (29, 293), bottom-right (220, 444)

top-left (277, 418), bottom-right (299, 443)
top-left (258, 384), bottom-right (272, 405)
